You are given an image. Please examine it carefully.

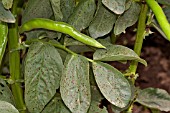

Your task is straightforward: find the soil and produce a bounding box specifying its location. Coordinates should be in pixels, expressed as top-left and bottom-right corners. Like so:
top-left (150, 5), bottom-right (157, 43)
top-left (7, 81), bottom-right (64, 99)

top-left (136, 35), bottom-right (170, 94)
top-left (114, 29), bottom-right (170, 113)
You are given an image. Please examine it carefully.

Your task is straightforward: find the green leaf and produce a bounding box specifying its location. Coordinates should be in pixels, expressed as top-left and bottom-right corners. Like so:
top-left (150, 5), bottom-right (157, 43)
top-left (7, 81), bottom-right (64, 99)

top-left (64, 38), bottom-right (94, 53)
top-left (0, 2), bottom-right (15, 23)
top-left (93, 45), bottom-right (147, 66)
top-left (22, 0), bottom-right (53, 23)
top-left (111, 82), bottom-right (134, 113)
top-left (64, 37), bottom-right (85, 46)
top-left (2, 0), bottom-right (13, 9)
top-left (163, 7), bottom-right (170, 23)
top-left (68, 45), bottom-right (94, 53)
top-left (0, 101), bottom-right (19, 113)
top-left (89, 3), bottom-right (117, 39)
top-left (42, 94), bottom-right (71, 113)
top-left (21, 0), bottom-right (55, 39)
top-left (50, 0), bottom-right (63, 21)
top-left (88, 86), bottom-right (107, 113)
top-left (90, 86), bottom-right (103, 103)
top-left (102, 0), bottom-right (126, 14)
top-left (125, 0), bottom-right (132, 10)
top-left (57, 48), bottom-right (68, 63)
top-left (92, 61), bottom-right (131, 108)
top-left (60, 0), bottom-right (75, 22)
top-left (89, 68), bottom-right (97, 86)
top-left (25, 42), bottom-right (63, 113)
top-left (0, 79), bottom-right (15, 105)
top-left (158, 0), bottom-right (170, 6)
top-left (60, 54), bottom-right (91, 113)
top-left (97, 38), bottom-right (113, 46)
top-left (136, 88), bottom-right (170, 112)
top-left (114, 1), bottom-right (141, 35)
top-left (68, 0), bottom-right (96, 31)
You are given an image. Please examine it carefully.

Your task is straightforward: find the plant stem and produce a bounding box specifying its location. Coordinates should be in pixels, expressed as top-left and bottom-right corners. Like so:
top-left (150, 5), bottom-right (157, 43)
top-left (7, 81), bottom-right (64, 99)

top-left (8, 0), bottom-right (26, 112)
top-left (146, 0), bottom-right (170, 41)
top-left (129, 4), bottom-right (148, 83)
top-left (110, 31), bottom-right (117, 44)
top-left (127, 4), bottom-right (148, 113)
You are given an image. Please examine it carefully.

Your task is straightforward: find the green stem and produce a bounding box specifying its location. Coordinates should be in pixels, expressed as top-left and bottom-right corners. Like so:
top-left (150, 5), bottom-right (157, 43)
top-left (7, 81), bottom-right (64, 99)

top-left (8, 0), bottom-right (26, 112)
top-left (146, 0), bottom-right (170, 41)
top-left (110, 31), bottom-right (117, 44)
top-left (129, 4), bottom-right (148, 82)
top-left (127, 4), bottom-right (148, 113)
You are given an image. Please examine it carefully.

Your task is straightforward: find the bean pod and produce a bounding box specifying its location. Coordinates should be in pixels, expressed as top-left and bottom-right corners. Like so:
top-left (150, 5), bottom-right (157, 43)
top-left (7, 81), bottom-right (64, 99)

top-left (146, 0), bottom-right (170, 41)
top-left (19, 18), bottom-right (106, 48)
top-left (0, 21), bottom-right (8, 66)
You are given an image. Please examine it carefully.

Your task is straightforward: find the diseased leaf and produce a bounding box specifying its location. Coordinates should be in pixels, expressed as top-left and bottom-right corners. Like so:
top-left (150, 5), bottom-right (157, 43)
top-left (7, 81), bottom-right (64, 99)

top-left (93, 44), bottom-right (147, 66)
top-left (92, 61), bottom-right (131, 108)
top-left (68, 0), bottom-right (96, 31)
top-left (136, 88), bottom-right (170, 112)
top-left (125, 0), bottom-right (132, 10)
top-left (64, 37), bottom-right (94, 53)
top-left (111, 102), bottom-right (135, 113)
top-left (64, 37), bottom-right (84, 46)
top-left (114, 1), bottom-right (141, 35)
top-left (88, 86), bottom-right (107, 113)
top-left (57, 48), bottom-right (68, 63)
top-left (0, 2), bottom-right (15, 23)
top-left (2, 0), bottom-right (13, 9)
top-left (111, 84), bottom-right (133, 113)
top-left (0, 79), bottom-right (15, 105)
top-left (42, 94), bottom-right (71, 113)
top-left (21, 0), bottom-right (55, 39)
top-left (68, 45), bottom-right (94, 53)
top-left (158, 0), bottom-right (170, 6)
top-left (111, 85), bottom-right (134, 113)
top-left (163, 7), bottom-right (170, 23)
top-left (60, 0), bottom-right (75, 22)
top-left (60, 54), bottom-right (91, 113)
top-left (111, 106), bottom-right (121, 113)
top-left (22, 0), bottom-right (53, 23)
top-left (25, 42), bottom-right (63, 113)
top-left (0, 101), bottom-right (19, 113)
top-left (50, 0), bottom-right (63, 21)
top-left (95, 0), bottom-right (102, 15)
top-left (89, 3), bottom-right (116, 39)
top-left (97, 38), bottom-right (113, 46)
top-left (102, 0), bottom-right (126, 14)
top-left (90, 86), bottom-right (103, 102)
top-left (89, 67), bottom-right (97, 86)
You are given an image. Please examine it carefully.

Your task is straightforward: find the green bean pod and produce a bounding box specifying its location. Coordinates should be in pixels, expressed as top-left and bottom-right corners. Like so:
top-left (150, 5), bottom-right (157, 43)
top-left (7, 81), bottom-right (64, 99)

top-left (0, 21), bottom-right (8, 66)
top-left (146, 0), bottom-right (170, 41)
top-left (19, 18), bottom-right (106, 48)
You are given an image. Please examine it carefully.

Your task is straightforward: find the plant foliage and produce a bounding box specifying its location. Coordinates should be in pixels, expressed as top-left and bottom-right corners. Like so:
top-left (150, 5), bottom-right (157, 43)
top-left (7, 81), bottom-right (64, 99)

top-left (0, 0), bottom-right (170, 113)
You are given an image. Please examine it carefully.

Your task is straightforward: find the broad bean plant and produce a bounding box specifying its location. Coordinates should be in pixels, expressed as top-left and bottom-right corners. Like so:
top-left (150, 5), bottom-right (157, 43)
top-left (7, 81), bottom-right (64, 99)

top-left (0, 0), bottom-right (170, 113)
